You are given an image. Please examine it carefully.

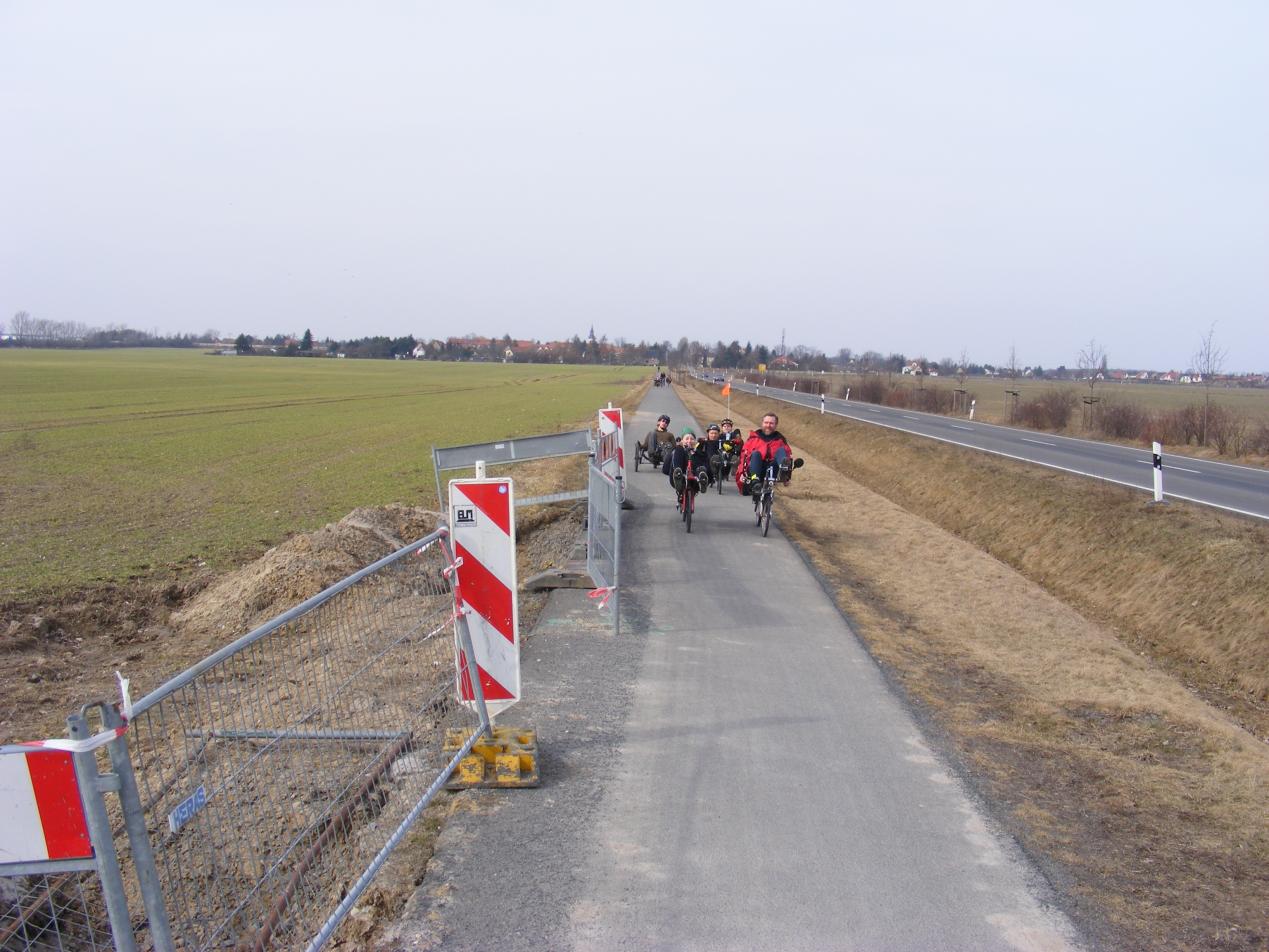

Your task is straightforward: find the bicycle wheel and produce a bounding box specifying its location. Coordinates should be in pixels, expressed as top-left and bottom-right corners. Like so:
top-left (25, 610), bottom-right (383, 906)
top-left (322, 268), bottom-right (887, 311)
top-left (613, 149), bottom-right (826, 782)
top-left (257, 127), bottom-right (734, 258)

top-left (634, 444), bottom-right (642, 471)
top-left (762, 492), bottom-right (773, 537)
top-left (685, 492), bottom-right (693, 533)
top-left (754, 493), bottom-right (763, 527)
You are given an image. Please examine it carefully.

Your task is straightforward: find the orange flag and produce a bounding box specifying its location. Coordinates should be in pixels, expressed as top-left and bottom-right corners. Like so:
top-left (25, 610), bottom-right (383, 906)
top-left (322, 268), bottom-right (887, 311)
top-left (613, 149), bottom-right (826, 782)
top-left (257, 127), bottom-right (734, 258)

top-left (721, 381), bottom-right (732, 396)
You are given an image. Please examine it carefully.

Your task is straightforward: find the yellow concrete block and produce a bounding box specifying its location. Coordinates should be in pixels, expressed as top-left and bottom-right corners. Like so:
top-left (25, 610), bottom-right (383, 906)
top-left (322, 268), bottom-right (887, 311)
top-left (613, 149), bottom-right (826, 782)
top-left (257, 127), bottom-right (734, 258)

top-left (444, 724), bottom-right (540, 788)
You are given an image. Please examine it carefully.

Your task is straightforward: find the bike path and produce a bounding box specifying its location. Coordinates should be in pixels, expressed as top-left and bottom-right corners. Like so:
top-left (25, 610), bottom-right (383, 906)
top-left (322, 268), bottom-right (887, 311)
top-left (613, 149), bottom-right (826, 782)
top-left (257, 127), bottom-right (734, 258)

top-left (388, 385), bottom-right (1084, 951)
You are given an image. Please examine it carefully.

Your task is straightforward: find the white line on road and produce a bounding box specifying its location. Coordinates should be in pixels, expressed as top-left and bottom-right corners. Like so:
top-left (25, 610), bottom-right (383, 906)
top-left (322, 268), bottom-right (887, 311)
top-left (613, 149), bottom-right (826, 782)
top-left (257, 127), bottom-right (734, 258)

top-left (866, 408), bottom-right (881, 413)
top-left (902, 415), bottom-right (920, 420)
top-left (1021, 438), bottom-right (1056, 446)
top-left (1138, 460), bottom-right (1202, 474)
top-left (950, 424), bottom-right (973, 431)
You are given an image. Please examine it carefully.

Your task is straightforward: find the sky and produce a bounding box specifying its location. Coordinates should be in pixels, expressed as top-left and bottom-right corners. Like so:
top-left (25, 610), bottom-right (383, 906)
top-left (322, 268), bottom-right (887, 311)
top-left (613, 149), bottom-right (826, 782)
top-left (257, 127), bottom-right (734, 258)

top-left (2, 2), bottom-right (1267, 372)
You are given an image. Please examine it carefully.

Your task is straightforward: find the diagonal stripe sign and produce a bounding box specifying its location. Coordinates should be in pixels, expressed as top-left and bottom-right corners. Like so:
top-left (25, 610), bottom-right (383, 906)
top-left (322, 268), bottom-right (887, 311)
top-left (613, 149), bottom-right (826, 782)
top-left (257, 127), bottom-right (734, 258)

top-left (449, 477), bottom-right (520, 718)
top-left (1, 750), bottom-right (92, 863)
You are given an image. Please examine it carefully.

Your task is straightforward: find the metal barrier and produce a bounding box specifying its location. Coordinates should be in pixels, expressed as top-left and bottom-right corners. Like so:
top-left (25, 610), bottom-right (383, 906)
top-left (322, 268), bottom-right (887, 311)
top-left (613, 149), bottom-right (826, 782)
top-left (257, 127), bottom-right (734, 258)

top-left (0, 869), bottom-right (113, 951)
top-left (3, 527), bottom-right (491, 951)
top-left (587, 461), bottom-right (621, 635)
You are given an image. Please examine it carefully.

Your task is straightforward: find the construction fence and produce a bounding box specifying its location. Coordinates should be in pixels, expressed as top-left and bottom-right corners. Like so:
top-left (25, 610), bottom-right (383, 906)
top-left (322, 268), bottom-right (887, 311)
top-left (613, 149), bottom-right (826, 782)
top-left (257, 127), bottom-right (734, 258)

top-left (3, 527), bottom-right (494, 952)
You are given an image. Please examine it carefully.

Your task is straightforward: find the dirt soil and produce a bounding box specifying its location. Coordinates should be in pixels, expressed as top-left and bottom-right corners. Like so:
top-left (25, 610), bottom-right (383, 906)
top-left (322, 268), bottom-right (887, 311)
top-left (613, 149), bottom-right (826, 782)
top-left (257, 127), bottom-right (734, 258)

top-left (681, 382), bottom-right (1268, 952)
top-left (0, 494), bottom-right (584, 748)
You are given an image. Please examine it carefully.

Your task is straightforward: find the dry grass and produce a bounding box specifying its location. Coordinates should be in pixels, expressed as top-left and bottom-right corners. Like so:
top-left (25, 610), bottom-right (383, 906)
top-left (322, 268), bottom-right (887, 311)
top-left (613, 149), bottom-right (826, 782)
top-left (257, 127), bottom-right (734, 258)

top-left (682, 381), bottom-right (1269, 952)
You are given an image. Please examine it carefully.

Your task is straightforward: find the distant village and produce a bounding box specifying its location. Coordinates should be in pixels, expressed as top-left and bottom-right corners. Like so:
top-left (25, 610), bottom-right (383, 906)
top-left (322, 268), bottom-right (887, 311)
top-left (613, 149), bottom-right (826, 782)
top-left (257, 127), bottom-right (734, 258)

top-left (3, 311), bottom-right (1265, 386)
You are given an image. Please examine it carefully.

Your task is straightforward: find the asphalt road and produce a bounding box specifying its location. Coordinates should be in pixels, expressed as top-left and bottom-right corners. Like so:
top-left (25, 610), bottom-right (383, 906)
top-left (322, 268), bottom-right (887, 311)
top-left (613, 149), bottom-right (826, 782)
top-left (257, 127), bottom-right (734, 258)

top-left (708, 375), bottom-right (1269, 521)
top-left (388, 385), bottom-right (1086, 952)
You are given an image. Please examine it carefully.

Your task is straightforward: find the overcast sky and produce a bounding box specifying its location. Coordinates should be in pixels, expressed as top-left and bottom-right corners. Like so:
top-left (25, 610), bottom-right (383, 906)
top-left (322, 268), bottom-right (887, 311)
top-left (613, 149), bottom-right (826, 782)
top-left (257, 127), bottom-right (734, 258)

top-left (3, 2), bottom-right (1266, 371)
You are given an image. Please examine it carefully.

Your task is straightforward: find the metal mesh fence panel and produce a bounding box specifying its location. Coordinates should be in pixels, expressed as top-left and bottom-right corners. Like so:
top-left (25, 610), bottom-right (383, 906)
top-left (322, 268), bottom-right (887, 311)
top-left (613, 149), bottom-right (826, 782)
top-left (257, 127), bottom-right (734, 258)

top-left (0, 870), bottom-right (113, 952)
top-left (115, 529), bottom-right (485, 950)
top-left (587, 462), bottom-right (621, 635)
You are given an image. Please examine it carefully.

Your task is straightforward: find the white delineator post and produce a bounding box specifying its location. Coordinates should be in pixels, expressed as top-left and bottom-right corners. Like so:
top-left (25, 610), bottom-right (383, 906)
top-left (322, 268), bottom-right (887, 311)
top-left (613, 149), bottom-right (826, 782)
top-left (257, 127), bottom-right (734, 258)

top-left (1153, 442), bottom-right (1164, 502)
top-left (820, 394), bottom-right (825, 414)
top-left (969, 399), bottom-right (976, 420)
top-left (448, 477), bottom-right (520, 718)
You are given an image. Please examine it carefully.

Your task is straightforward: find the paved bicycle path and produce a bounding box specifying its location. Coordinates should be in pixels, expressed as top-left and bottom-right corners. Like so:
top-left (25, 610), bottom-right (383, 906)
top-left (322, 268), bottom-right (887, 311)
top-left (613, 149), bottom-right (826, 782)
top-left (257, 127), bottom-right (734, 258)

top-left (388, 385), bottom-right (1085, 951)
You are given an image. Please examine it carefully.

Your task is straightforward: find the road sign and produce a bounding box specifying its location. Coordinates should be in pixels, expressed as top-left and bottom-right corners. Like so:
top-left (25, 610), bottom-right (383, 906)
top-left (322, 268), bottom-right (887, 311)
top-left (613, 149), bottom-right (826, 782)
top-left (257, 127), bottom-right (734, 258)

top-left (597, 407), bottom-right (625, 502)
top-left (448, 478), bottom-right (520, 718)
top-left (0, 750), bottom-right (92, 863)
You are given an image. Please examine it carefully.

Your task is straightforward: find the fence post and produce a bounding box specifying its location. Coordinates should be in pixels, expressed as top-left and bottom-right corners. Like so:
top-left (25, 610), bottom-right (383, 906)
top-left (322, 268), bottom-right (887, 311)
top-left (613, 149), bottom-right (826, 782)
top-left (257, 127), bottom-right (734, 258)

top-left (440, 532), bottom-right (494, 737)
top-left (68, 710), bottom-right (138, 952)
top-left (102, 705), bottom-right (175, 952)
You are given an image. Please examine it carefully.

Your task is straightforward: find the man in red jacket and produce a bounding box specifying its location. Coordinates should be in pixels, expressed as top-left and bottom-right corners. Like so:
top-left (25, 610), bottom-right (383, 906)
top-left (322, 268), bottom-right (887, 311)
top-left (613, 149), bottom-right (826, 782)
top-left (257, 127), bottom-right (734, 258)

top-left (738, 412), bottom-right (794, 493)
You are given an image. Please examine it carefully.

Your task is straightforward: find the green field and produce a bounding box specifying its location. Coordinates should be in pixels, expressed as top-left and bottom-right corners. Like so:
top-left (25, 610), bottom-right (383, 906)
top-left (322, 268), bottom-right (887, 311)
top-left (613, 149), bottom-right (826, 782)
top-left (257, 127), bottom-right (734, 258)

top-left (0, 350), bottom-right (644, 598)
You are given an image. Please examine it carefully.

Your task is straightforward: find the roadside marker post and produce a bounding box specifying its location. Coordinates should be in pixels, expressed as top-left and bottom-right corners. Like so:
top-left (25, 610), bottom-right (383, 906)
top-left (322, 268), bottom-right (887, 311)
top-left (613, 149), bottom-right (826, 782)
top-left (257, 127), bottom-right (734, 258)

top-left (597, 406), bottom-right (626, 504)
top-left (446, 477), bottom-right (539, 787)
top-left (845, 388), bottom-right (850, 401)
top-left (0, 749), bottom-right (92, 864)
top-left (820, 394), bottom-right (825, 415)
top-left (1152, 442), bottom-right (1165, 503)
top-left (969, 399), bottom-right (976, 420)
top-left (448, 477), bottom-right (520, 718)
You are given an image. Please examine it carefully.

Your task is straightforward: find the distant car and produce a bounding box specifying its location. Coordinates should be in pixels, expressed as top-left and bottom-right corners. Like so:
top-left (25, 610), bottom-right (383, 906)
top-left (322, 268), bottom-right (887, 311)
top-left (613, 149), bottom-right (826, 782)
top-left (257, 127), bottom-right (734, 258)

top-left (712, 374), bottom-right (724, 383)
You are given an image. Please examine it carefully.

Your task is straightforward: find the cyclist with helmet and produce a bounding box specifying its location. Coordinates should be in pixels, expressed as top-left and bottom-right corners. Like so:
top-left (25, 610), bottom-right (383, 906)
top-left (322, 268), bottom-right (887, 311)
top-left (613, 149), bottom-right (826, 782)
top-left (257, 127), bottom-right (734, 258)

top-left (639, 413), bottom-right (676, 468)
top-left (663, 429), bottom-right (711, 500)
top-left (698, 423), bottom-right (724, 481)
top-left (716, 418), bottom-right (743, 483)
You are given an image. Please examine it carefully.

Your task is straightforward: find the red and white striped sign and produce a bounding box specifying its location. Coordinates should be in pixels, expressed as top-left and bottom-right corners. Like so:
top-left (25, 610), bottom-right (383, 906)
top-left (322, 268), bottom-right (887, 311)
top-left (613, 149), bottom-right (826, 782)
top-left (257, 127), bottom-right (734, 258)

top-left (0, 751), bottom-right (92, 863)
top-left (449, 477), bottom-right (520, 718)
top-left (597, 407), bottom-right (625, 502)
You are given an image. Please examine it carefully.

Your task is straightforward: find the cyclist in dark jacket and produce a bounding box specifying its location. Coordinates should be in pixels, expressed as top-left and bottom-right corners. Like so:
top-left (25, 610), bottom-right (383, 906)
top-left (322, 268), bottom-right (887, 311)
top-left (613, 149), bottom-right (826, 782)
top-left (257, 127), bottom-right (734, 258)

top-left (640, 413), bottom-right (676, 467)
top-left (663, 429), bottom-right (711, 499)
top-left (698, 423), bottom-right (724, 481)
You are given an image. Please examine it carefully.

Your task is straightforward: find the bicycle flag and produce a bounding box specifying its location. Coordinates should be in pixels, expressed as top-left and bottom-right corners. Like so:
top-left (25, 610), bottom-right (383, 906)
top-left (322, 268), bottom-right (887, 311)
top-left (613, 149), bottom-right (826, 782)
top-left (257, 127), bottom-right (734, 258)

top-left (721, 380), bottom-right (732, 397)
top-left (448, 477), bottom-right (521, 717)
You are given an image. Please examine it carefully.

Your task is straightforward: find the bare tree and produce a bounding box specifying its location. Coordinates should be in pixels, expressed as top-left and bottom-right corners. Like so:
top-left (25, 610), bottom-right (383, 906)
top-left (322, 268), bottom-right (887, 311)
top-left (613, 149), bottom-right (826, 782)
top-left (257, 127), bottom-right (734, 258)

top-left (956, 348), bottom-right (969, 386)
top-left (1192, 322), bottom-right (1227, 446)
top-left (1005, 345), bottom-right (1020, 381)
top-left (10, 310), bottom-right (32, 340)
top-left (1077, 338), bottom-right (1106, 395)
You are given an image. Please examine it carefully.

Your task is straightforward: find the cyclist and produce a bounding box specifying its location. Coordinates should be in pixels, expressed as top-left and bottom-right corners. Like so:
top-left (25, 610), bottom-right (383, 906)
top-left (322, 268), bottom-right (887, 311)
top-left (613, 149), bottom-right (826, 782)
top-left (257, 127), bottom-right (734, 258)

top-left (663, 429), bottom-right (711, 500)
top-left (717, 419), bottom-right (742, 482)
top-left (640, 413), bottom-right (676, 467)
top-left (739, 411), bottom-right (795, 494)
top-left (720, 418), bottom-right (742, 444)
top-left (698, 423), bottom-right (724, 480)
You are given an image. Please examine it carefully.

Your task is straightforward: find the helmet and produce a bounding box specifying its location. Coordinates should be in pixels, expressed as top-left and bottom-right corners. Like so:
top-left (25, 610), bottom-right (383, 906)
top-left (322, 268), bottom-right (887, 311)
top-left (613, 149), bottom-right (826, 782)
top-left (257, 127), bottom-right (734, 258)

top-left (721, 418), bottom-right (733, 427)
top-left (657, 414), bottom-right (671, 424)
top-left (706, 423), bottom-right (721, 433)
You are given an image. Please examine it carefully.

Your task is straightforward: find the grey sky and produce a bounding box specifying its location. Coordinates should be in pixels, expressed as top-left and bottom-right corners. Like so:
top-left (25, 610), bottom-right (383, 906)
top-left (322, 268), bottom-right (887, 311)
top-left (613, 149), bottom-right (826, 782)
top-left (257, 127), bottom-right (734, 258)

top-left (3, 2), bottom-right (1266, 371)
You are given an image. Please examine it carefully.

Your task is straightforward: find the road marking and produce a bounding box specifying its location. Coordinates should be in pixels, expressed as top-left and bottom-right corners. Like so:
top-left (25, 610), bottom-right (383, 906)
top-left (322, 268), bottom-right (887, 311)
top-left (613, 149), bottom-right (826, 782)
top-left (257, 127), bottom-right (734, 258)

top-left (866, 408), bottom-right (881, 413)
top-left (902, 415), bottom-right (920, 421)
top-left (951, 424), bottom-right (973, 431)
top-left (1021, 438), bottom-right (1056, 446)
top-left (1138, 460), bottom-right (1202, 474)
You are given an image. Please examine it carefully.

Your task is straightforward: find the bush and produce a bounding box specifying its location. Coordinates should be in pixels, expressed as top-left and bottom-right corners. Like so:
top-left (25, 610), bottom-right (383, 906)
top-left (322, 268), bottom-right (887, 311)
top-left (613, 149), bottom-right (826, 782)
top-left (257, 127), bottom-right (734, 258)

top-left (1248, 421), bottom-right (1269, 456)
top-left (1207, 405), bottom-right (1248, 456)
top-left (855, 376), bottom-right (887, 404)
top-left (1017, 389), bottom-right (1076, 430)
top-left (1098, 398), bottom-right (1152, 441)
